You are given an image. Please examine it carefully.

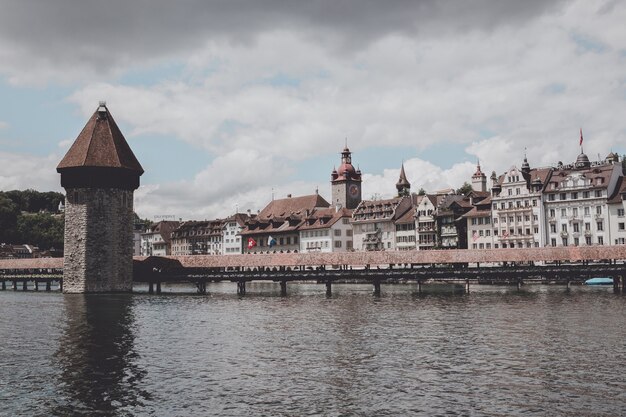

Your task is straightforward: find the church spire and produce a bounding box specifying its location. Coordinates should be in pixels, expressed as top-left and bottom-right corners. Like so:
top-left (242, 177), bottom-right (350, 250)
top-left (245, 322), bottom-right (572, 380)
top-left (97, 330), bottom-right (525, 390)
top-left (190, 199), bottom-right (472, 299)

top-left (396, 163), bottom-right (411, 197)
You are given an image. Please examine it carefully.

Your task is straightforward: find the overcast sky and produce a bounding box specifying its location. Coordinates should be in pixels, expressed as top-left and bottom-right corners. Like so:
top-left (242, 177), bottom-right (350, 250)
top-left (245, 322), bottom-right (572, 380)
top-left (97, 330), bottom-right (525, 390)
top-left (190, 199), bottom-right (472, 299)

top-left (1, 0), bottom-right (625, 220)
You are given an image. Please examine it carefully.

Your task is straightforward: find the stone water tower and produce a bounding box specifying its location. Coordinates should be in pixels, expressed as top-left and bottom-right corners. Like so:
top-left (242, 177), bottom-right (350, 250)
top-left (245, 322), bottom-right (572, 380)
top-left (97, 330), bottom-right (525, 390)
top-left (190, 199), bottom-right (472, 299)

top-left (57, 102), bottom-right (144, 293)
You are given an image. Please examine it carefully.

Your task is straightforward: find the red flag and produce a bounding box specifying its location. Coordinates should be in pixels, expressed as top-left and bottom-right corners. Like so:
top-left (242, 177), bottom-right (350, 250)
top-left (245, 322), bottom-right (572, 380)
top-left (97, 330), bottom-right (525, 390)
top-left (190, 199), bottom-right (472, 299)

top-left (579, 128), bottom-right (583, 146)
top-left (247, 238), bottom-right (257, 249)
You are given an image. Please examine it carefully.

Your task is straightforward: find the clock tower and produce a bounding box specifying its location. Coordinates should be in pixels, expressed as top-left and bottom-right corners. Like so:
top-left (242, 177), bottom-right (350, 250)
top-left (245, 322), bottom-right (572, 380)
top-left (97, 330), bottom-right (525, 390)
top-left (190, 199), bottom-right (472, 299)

top-left (331, 144), bottom-right (362, 209)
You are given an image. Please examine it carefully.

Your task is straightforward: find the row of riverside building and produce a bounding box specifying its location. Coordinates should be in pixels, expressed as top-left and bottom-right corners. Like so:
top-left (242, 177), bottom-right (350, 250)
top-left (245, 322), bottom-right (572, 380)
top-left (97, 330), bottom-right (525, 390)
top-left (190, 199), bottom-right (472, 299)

top-left (138, 144), bottom-right (626, 256)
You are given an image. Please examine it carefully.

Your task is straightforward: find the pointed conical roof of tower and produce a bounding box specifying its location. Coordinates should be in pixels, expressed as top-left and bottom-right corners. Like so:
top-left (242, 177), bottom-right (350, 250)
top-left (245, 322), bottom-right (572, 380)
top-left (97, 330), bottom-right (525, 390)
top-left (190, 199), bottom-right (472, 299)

top-left (57, 102), bottom-right (143, 190)
top-left (58, 102), bottom-right (144, 173)
top-left (396, 163), bottom-right (411, 196)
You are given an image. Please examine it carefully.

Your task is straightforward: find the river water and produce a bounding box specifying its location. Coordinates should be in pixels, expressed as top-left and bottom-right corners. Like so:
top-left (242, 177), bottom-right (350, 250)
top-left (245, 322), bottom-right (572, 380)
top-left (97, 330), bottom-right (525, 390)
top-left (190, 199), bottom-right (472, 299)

top-left (1, 283), bottom-right (625, 416)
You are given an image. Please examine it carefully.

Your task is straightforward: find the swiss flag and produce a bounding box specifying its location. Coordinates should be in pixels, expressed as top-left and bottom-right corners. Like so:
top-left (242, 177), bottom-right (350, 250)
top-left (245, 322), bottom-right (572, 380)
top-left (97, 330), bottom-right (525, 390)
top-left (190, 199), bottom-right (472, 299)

top-left (247, 238), bottom-right (257, 249)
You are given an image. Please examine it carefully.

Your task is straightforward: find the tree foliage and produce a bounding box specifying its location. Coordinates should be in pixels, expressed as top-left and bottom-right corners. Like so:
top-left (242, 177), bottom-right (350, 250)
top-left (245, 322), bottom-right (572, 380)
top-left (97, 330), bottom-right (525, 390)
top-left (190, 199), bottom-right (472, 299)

top-left (417, 188), bottom-right (426, 196)
top-left (0, 189), bottom-right (65, 249)
top-left (456, 182), bottom-right (473, 196)
top-left (1, 189), bottom-right (64, 213)
top-left (16, 213), bottom-right (64, 249)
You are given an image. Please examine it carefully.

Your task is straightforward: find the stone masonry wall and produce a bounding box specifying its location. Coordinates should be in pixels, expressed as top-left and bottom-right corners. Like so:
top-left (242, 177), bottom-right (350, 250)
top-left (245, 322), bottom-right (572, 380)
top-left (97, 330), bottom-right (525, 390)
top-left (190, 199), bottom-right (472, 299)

top-left (62, 188), bottom-right (134, 293)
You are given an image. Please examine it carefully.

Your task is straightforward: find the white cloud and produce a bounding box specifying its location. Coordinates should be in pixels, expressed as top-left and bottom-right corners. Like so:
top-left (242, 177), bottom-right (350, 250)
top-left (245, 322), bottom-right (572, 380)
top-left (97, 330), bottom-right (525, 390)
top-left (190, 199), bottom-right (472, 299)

top-left (0, 121), bottom-right (8, 130)
top-left (0, 152), bottom-right (61, 191)
top-left (3, 0), bottom-right (626, 220)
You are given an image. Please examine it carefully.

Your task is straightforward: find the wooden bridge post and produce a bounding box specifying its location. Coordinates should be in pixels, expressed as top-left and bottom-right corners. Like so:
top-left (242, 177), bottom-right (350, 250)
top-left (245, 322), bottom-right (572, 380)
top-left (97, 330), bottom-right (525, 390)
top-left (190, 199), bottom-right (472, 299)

top-left (237, 281), bottom-right (246, 295)
top-left (34, 280), bottom-right (39, 291)
top-left (12, 280), bottom-right (17, 291)
top-left (1, 280), bottom-right (5, 291)
top-left (280, 281), bottom-right (287, 296)
top-left (148, 282), bottom-right (154, 294)
top-left (22, 281), bottom-right (27, 291)
top-left (417, 280), bottom-right (422, 294)
top-left (613, 276), bottom-right (620, 293)
top-left (373, 280), bottom-right (381, 297)
top-left (45, 281), bottom-right (51, 291)
top-left (156, 282), bottom-right (162, 294)
top-left (196, 280), bottom-right (207, 294)
top-left (517, 278), bottom-right (522, 291)
top-left (465, 278), bottom-right (470, 294)
top-left (325, 280), bottom-right (332, 297)
top-left (59, 279), bottom-right (63, 292)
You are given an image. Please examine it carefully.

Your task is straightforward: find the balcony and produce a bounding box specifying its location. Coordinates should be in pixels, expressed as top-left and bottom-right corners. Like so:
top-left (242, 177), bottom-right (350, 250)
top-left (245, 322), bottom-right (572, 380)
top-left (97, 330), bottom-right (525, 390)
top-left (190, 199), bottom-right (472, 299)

top-left (548, 217), bottom-right (557, 223)
top-left (560, 231), bottom-right (569, 238)
top-left (595, 213), bottom-right (604, 220)
top-left (568, 215), bottom-right (581, 222)
top-left (584, 230), bottom-right (592, 237)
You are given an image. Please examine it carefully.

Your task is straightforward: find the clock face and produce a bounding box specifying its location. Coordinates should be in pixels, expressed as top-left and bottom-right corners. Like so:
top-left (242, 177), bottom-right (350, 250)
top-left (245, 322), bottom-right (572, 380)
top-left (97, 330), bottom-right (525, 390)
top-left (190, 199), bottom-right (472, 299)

top-left (349, 184), bottom-right (359, 197)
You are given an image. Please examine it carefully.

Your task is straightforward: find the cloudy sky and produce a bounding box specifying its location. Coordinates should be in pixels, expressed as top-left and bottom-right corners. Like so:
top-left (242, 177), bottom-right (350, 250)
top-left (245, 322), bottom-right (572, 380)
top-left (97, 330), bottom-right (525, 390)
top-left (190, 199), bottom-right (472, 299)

top-left (1, 0), bottom-right (625, 220)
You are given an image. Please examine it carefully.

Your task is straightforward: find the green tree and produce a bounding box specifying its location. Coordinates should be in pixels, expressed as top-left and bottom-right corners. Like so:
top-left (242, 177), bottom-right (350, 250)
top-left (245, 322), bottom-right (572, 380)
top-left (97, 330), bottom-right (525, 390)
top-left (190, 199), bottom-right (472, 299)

top-left (456, 182), bottom-right (473, 196)
top-left (0, 195), bottom-right (19, 242)
top-left (417, 188), bottom-right (426, 196)
top-left (16, 213), bottom-right (64, 249)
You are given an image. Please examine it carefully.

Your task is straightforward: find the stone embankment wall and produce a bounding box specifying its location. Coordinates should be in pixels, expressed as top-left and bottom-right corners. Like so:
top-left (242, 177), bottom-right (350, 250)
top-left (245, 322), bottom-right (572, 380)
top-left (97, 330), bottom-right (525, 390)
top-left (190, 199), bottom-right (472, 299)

top-left (3, 246), bottom-right (626, 271)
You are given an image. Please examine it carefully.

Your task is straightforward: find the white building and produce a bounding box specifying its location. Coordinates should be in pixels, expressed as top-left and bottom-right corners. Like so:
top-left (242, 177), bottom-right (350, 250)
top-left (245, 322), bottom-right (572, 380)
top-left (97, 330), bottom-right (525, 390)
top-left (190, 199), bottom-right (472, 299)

top-left (608, 176), bottom-right (626, 245)
top-left (222, 213), bottom-right (251, 255)
top-left (299, 208), bottom-right (354, 252)
top-left (543, 153), bottom-right (622, 247)
top-left (463, 195), bottom-right (495, 250)
top-left (140, 221), bottom-right (180, 256)
top-left (491, 159), bottom-right (548, 248)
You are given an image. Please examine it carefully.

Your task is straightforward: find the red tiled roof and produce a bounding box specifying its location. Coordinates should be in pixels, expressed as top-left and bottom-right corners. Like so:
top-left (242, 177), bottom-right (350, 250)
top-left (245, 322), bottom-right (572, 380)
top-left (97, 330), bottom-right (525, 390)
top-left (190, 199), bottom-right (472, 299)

top-left (258, 194), bottom-right (330, 219)
top-left (57, 104), bottom-right (143, 173)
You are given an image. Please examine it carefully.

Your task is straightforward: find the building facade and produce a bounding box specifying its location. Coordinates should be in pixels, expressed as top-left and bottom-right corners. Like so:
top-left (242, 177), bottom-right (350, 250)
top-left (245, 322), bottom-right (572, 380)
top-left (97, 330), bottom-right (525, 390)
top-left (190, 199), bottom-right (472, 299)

top-left (170, 219), bottom-right (225, 255)
top-left (222, 213), bottom-right (252, 255)
top-left (140, 221), bottom-right (180, 256)
top-left (299, 208), bottom-right (354, 253)
top-left (542, 153), bottom-right (622, 247)
top-left (352, 196), bottom-right (413, 251)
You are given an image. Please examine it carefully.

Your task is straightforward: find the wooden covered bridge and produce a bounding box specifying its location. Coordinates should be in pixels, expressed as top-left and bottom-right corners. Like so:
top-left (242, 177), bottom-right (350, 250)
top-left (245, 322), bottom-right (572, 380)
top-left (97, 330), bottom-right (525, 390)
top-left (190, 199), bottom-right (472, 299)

top-left (2, 246), bottom-right (626, 295)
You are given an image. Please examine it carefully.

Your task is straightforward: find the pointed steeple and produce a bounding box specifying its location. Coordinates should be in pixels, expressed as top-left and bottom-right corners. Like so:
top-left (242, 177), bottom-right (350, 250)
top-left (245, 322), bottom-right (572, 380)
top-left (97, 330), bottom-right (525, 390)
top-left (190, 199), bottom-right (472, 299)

top-left (396, 163), bottom-right (411, 197)
top-left (57, 102), bottom-right (143, 190)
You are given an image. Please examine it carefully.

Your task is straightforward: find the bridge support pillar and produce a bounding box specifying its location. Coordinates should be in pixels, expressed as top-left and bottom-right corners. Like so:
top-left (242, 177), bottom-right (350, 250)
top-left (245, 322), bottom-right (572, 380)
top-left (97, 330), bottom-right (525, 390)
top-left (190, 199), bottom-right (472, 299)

top-left (417, 280), bottom-right (422, 294)
top-left (237, 281), bottom-right (246, 296)
top-left (373, 280), bottom-right (381, 297)
top-left (566, 280), bottom-right (571, 289)
top-left (280, 281), bottom-right (287, 296)
top-left (46, 281), bottom-right (51, 291)
top-left (148, 282), bottom-right (154, 294)
top-left (517, 278), bottom-right (522, 291)
top-left (34, 280), bottom-right (39, 291)
top-left (613, 276), bottom-right (620, 293)
top-left (196, 280), bottom-right (207, 294)
top-left (59, 279), bottom-right (63, 292)
top-left (22, 281), bottom-right (27, 291)
top-left (156, 282), bottom-right (162, 294)
top-left (12, 280), bottom-right (17, 291)
top-left (465, 279), bottom-right (470, 294)
top-left (325, 281), bottom-right (332, 297)
top-left (1, 280), bottom-right (5, 291)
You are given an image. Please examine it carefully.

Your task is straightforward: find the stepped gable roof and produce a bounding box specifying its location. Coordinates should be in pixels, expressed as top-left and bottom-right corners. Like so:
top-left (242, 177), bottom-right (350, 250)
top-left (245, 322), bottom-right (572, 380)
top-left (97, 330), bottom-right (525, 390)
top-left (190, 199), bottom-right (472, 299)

top-left (258, 194), bottom-right (330, 219)
top-left (57, 103), bottom-right (143, 174)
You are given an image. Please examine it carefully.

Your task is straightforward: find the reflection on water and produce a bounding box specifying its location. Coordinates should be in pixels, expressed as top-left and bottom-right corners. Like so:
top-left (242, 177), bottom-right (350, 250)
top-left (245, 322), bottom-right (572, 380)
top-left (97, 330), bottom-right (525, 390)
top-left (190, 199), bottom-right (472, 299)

top-left (0, 284), bottom-right (625, 416)
top-left (50, 294), bottom-right (150, 416)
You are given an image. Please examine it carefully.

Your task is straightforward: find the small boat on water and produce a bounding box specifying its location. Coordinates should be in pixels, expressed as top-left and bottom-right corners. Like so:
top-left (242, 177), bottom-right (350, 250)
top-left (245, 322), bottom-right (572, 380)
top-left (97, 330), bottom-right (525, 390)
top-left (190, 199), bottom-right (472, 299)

top-left (584, 277), bottom-right (613, 286)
